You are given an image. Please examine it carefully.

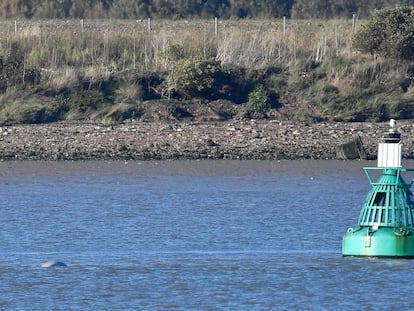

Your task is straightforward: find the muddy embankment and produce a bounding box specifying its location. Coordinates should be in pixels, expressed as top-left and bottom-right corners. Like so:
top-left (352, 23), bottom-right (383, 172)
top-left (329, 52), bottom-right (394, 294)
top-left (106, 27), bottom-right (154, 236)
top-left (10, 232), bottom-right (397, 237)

top-left (0, 120), bottom-right (412, 161)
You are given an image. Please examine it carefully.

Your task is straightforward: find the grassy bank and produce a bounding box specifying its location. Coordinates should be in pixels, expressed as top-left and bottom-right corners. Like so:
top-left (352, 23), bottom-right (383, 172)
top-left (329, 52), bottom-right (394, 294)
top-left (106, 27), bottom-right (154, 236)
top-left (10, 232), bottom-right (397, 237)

top-left (0, 19), bottom-right (413, 124)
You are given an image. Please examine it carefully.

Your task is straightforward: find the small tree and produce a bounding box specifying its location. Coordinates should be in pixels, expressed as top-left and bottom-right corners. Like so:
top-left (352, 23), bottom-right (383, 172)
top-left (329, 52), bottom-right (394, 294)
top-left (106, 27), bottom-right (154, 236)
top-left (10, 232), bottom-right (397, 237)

top-left (353, 6), bottom-right (414, 60)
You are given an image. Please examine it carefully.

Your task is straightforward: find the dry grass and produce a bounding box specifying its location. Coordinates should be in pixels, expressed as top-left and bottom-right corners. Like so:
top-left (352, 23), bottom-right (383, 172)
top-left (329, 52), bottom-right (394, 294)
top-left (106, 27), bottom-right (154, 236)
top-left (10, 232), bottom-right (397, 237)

top-left (0, 18), bottom-right (411, 124)
top-left (0, 18), bottom-right (359, 73)
top-left (47, 67), bottom-right (80, 91)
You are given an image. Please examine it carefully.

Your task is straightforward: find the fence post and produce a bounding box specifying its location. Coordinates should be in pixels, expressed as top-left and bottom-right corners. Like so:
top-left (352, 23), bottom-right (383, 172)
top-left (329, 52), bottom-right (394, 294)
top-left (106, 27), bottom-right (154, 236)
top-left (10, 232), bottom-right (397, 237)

top-left (133, 30), bottom-right (136, 70)
top-left (147, 17), bottom-right (151, 33)
top-left (283, 16), bottom-right (286, 35)
top-left (14, 20), bottom-right (17, 33)
top-left (352, 13), bottom-right (356, 31)
top-left (81, 19), bottom-right (84, 32)
top-left (214, 17), bottom-right (218, 37)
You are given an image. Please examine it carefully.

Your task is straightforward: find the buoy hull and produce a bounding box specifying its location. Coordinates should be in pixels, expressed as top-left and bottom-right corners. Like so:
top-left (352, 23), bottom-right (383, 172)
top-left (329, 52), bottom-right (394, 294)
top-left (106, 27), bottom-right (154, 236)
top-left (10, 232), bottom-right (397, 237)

top-left (342, 227), bottom-right (414, 258)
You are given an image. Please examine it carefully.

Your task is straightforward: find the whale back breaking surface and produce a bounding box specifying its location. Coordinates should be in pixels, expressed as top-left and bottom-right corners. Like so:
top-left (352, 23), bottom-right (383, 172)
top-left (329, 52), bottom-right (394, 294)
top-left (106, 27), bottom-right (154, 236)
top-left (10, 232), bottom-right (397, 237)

top-left (41, 261), bottom-right (67, 268)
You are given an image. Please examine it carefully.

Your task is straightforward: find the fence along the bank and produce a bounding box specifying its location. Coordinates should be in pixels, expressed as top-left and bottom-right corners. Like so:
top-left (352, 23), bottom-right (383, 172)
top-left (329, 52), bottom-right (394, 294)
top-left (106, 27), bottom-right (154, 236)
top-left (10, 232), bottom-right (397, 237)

top-left (5, 18), bottom-right (358, 73)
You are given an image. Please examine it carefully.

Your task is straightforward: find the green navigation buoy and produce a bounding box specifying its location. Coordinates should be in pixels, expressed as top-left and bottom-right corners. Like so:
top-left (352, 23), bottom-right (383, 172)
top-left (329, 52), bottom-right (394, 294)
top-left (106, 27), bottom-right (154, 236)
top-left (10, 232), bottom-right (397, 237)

top-left (342, 119), bottom-right (414, 258)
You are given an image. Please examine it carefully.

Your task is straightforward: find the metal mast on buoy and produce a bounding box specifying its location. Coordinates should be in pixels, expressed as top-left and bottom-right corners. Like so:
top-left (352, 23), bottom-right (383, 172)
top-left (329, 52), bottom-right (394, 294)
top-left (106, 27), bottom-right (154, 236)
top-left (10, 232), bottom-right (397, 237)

top-left (342, 119), bottom-right (414, 257)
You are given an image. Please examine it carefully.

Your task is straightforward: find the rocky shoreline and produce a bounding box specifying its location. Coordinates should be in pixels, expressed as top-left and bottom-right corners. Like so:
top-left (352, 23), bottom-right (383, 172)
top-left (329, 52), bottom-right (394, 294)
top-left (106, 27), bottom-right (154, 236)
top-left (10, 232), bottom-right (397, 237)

top-left (0, 120), bottom-right (412, 161)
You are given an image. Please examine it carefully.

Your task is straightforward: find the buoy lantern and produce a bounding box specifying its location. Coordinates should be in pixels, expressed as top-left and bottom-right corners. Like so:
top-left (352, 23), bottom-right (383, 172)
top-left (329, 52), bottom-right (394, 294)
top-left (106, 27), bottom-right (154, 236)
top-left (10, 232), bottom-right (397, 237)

top-left (342, 119), bottom-right (414, 258)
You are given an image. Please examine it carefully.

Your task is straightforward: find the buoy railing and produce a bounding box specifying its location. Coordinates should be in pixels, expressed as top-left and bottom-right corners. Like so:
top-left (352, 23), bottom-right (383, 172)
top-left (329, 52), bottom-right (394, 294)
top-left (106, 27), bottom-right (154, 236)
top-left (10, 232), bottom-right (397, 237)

top-left (363, 167), bottom-right (414, 186)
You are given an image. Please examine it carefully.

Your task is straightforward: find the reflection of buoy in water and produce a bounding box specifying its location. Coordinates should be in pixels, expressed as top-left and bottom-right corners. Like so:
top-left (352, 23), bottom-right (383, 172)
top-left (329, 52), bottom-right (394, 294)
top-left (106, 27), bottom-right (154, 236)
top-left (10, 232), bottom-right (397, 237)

top-left (41, 261), bottom-right (67, 268)
top-left (342, 119), bottom-right (414, 258)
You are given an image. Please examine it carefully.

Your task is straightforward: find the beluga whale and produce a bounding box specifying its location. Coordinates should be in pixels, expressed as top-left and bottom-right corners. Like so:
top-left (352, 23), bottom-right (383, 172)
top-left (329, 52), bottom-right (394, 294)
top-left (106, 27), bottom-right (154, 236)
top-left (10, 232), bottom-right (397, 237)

top-left (41, 261), bottom-right (67, 268)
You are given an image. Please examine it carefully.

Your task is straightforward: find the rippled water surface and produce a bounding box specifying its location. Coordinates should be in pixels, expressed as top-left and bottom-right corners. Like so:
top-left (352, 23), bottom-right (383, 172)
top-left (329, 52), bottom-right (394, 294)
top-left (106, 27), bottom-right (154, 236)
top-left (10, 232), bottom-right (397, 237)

top-left (1, 160), bottom-right (414, 310)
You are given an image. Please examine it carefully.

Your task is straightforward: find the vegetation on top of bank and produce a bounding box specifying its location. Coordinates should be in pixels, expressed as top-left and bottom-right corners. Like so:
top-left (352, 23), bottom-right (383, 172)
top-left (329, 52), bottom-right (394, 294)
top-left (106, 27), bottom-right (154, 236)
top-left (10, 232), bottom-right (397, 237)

top-left (1, 7), bottom-right (414, 124)
top-left (0, 0), bottom-right (408, 19)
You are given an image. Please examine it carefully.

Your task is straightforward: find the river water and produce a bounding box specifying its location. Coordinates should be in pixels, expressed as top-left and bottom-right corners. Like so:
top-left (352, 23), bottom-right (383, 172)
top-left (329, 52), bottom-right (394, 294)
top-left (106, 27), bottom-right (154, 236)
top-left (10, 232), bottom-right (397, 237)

top-left (1, 160), bottom-right (414, 310)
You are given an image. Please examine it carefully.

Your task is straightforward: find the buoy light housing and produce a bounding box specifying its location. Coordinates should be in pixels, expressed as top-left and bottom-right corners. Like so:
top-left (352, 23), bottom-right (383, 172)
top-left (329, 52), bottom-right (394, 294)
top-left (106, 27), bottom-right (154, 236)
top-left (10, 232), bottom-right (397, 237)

top-left (377, 119), bottom-right (402, 168)
top-left (342, 119), bottom-right (414, 258)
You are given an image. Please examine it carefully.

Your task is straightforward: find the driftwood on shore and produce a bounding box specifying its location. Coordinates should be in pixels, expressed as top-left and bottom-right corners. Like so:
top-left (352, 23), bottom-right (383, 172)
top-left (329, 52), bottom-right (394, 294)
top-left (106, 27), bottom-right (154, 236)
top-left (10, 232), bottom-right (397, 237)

top-left (335, 135), bottom-right (367, 160)
top-left (0, 120), bottom-right (412, 161)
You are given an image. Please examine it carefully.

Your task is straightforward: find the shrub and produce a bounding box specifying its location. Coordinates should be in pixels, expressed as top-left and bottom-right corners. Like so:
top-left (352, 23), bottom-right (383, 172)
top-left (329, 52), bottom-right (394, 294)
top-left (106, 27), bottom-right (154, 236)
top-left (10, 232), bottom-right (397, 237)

top-left (167, 57), bottom-right (228, 100)
top-left (247, 85), bottom-right (270, 113)
top-left (353, 6), bottom-right (414, 60)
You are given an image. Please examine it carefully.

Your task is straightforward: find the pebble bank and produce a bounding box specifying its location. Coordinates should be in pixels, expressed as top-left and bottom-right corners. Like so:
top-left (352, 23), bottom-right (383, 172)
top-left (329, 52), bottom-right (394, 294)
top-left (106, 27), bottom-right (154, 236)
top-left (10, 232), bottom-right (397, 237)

top-left (0, 120), bottom-right (413, 161)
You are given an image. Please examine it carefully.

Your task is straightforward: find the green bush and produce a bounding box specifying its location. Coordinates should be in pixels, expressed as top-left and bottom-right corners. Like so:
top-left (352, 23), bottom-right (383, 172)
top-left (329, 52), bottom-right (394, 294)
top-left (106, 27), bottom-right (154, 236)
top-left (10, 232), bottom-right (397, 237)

top-left (353, 6), bottom-right (414, 60)
top-left (247, 85), bottom-right (270, 113)
top-left (167, 57), bottom-right (227, 100)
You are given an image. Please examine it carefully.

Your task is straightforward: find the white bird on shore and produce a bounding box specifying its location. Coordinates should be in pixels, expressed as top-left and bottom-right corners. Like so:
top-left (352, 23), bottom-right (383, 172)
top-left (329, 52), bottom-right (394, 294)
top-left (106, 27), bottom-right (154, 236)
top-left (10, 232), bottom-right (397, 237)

top-left (390, 119), bottom-right (397, 131)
